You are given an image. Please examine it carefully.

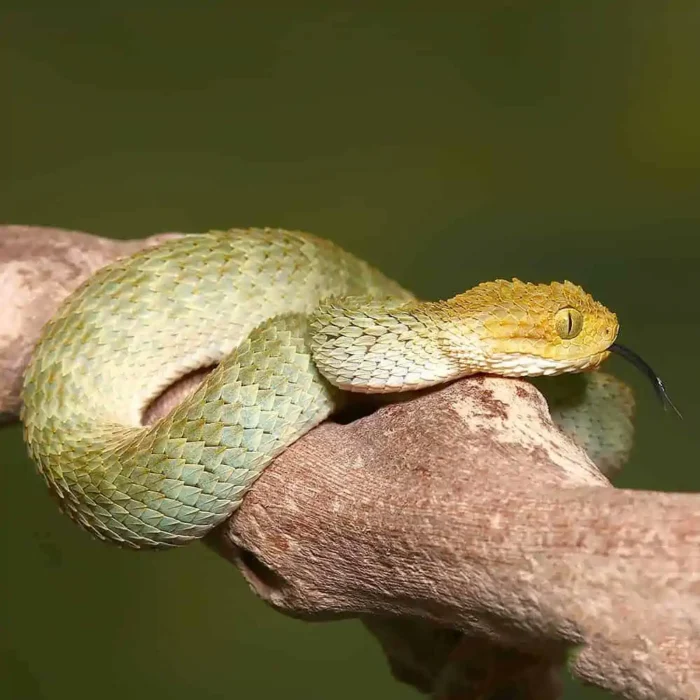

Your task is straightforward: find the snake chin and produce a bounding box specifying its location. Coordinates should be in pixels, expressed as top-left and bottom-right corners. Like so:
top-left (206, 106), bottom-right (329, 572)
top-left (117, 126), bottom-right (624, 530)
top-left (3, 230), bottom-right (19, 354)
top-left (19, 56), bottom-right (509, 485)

top-left (457, 350), bottom-right (611, 379)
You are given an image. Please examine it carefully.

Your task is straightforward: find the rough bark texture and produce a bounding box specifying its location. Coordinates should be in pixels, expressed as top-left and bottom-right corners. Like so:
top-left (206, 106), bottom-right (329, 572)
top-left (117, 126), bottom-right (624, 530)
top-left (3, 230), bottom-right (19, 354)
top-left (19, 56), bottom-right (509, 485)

top-left (1, 225), bottom-right (698, 700)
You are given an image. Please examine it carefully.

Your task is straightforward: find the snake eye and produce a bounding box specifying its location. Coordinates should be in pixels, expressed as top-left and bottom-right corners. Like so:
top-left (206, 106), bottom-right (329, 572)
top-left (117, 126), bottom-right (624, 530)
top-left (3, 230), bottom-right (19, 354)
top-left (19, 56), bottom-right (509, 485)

top-left (554, 307), bottom-right (583, 339)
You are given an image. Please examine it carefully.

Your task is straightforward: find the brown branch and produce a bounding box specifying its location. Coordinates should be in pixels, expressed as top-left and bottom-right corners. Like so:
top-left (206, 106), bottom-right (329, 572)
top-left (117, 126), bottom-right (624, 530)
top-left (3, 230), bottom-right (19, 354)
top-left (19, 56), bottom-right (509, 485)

top-left (1, 225), bottom-right (698, 700)
top-left (0, 225), bottom-right (180, 421)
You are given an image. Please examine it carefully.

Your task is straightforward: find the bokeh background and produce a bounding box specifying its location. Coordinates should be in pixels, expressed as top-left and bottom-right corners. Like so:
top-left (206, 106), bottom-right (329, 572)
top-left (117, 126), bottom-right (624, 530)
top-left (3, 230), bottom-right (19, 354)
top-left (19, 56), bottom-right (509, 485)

top-left (2, 3), bottom-right (698, 699)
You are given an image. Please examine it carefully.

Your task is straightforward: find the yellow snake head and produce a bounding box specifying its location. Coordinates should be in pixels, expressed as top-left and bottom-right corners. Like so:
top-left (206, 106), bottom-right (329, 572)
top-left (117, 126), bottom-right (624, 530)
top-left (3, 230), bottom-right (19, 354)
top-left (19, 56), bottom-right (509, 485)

top-left (440, 279), bottom-right (619, 377)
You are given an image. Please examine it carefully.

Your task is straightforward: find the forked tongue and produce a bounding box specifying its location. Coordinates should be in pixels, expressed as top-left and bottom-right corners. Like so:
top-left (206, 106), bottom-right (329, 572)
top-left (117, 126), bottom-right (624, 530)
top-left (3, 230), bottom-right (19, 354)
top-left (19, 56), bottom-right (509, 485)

top-left (610, 342), bottom-right (682, 418)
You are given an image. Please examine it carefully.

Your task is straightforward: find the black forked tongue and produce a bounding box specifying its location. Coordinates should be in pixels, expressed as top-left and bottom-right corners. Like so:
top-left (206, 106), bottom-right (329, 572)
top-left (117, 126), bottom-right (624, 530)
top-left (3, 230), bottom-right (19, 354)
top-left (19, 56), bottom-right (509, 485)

top-left (610, 343), bottom-right (682, 418)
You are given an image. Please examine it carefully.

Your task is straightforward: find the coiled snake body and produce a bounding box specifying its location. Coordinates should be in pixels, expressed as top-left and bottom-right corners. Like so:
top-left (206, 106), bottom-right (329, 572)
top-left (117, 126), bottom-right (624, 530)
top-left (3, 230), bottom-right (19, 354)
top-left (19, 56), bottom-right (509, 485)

top-left (21, 228), bottom-right (635, 548)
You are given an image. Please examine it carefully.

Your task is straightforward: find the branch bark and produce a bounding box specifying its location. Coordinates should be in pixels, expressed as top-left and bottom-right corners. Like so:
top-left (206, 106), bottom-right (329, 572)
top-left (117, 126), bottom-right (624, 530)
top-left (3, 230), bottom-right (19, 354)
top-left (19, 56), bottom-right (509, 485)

top-left (1, 225), bottom-right (698, 700)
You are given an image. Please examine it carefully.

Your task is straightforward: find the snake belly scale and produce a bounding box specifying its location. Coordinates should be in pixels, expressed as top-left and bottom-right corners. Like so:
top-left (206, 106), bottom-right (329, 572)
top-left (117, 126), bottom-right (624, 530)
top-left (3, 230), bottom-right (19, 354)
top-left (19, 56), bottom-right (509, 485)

top-left (20, 228), bottom-right (629, 549)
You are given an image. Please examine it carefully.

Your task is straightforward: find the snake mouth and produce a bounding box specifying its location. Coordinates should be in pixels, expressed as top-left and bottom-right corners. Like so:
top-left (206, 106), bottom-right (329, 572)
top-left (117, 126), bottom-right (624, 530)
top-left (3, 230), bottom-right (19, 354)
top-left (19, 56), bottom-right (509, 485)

top-left (609, 342), bottom-right (681, 417)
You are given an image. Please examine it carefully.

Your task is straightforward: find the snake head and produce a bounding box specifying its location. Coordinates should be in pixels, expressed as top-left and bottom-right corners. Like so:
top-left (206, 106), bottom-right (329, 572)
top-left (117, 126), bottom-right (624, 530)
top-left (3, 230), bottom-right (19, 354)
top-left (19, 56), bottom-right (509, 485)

top-left (440, 279), bottom-right (619, 377)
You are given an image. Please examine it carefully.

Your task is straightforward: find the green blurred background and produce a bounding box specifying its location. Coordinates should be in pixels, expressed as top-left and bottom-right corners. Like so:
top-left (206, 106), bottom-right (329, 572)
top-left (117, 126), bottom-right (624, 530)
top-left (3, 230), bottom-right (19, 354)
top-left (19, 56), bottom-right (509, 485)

top-left (2, 3), bottom-right (698, 699)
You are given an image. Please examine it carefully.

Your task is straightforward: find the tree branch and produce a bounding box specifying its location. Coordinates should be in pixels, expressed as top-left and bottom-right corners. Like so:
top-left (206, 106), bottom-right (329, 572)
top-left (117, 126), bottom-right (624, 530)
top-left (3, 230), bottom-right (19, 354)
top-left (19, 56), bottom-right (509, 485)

top-left (1, 225), bottom-right (698, 700)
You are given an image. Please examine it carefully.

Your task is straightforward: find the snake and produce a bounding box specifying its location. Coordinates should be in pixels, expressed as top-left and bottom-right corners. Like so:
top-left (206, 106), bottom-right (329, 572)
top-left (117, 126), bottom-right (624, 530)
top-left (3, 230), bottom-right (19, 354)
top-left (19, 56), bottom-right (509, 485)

top-left (20, 228), bottom-right (673, 549)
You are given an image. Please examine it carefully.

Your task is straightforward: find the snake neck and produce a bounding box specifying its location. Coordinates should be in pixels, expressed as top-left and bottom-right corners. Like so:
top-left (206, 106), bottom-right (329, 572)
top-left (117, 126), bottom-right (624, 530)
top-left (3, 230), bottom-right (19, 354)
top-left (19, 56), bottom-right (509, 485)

top-left (308, 297), bottom-right (483, 393)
